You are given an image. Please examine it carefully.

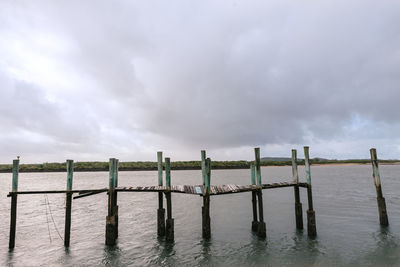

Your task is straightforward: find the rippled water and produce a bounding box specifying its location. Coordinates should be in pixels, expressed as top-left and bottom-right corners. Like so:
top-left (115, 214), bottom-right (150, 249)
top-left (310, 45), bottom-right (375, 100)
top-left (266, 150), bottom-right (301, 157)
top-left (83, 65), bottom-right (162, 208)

top-left (1, 165), bottom-right (400, 266)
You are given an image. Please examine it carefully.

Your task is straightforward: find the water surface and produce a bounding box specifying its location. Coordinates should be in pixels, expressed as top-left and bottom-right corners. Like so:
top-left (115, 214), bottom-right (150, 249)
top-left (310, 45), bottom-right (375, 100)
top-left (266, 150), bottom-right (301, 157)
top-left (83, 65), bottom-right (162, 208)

top-left (1, 165), bottom-right (400, 266)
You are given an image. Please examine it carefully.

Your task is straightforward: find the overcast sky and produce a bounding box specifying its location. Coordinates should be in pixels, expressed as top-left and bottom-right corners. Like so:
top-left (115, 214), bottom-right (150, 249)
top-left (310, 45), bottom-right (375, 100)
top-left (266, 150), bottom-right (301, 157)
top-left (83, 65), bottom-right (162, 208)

top-left (0, 0), bottom-right (399, 163)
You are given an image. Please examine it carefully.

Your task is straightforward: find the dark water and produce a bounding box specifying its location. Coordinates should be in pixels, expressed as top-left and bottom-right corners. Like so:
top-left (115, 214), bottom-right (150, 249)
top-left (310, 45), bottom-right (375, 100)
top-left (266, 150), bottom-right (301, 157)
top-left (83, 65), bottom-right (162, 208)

top-left (1, 165), bottom-right (400, 266)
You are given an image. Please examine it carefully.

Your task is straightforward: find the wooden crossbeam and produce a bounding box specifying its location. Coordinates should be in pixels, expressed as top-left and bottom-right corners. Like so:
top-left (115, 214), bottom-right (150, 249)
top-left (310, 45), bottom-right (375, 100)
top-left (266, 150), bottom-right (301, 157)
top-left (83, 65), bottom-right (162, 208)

top-left (8, 181), bottom-right (308, 198)
top-left (7, 188), bottom-right (108, 197)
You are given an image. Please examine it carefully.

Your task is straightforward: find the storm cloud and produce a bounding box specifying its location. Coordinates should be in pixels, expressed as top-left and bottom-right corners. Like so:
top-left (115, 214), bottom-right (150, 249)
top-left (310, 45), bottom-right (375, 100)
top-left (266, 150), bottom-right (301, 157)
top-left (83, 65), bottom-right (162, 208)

top-left (0, 0), bottom-right (400, 162)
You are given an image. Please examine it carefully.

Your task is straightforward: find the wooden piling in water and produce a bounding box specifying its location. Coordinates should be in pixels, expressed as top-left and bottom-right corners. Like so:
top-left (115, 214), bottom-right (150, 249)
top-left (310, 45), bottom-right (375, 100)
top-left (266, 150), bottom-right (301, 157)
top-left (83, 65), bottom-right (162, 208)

top-left (201, 150), bottom-right (208, 238)
top-left (157, 152), bottom-right (166, 236)
top-left (304, 147), bottom-right (316, 237)
top-left (64, 160), bottom-right (73, 247)
top-left (370, 148), bottom-right (389, 226)
top-left (250, 163), bottom-right (258, 231)
top-left (255, 148), bottom-right (266, 238)
top-left (106, 158), bottom-right (118, 245)
top-left (165, 158), bottom-right (174, 241)
top-left (9, 159), bottom-right (19, 249)
top-left (292, 150), bottom-right (303, 230)
top-left (202, 158), bottom-right (211, 239)
top-left (114, 159), bottom-right (119, 238)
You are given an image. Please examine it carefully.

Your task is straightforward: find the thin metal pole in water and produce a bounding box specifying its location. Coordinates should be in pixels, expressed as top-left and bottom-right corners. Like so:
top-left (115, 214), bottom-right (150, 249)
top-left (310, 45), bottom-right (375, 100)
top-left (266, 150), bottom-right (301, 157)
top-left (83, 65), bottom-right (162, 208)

top-left (64, 160), bottom-right (73, 247)
top-left (370, 148), bottom-right (389, 226)
top-left (292, 150), bottom-right (303, 230)
top-left (9, 159), bottom-right (19, 249)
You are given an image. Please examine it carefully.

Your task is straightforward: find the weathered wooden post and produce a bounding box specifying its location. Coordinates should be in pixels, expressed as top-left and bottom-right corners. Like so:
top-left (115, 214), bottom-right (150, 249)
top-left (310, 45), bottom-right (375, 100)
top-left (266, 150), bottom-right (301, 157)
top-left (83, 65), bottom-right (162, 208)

top-left (202, 158), bottom-right (211, 239)
top-left (114, 159), bottom-right (119, 238)
top-left (201, 150), bottom-right (209, 238)
top-left (9, 158), bottom-right (19, 249)
top-left (165, 157), bottom-right (174, 241)
top-left (64, 160), bottom-right (74, 247)
top-left (304, 146), bottom-right (316, 237)
top-left (157, 151), bottom-right (166, 236)
top-left (106, 158), bottom-right (118, 245)
top-left (370, 148), bottom-right (389, 226)
top-left (250, 163), bottom-right (258, 231)
top-left (201, 150), bottom-right (206, 185)
top-left (255, 148), bottom-right (266, 238)
top-left (292, 150), bottom-right (303, 230)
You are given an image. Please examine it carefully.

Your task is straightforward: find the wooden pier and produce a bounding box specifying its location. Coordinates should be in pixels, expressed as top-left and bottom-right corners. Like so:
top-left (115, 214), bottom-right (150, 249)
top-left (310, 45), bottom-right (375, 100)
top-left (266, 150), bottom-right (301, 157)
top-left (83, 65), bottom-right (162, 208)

top-left (8, 145), bottom-right (357, 249)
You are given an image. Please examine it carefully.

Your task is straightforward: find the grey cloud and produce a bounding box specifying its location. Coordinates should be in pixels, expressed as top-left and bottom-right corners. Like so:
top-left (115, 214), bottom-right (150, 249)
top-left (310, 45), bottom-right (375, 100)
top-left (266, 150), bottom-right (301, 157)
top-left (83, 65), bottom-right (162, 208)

top-left (136, 1), bottom-right (400, 150)
top-left (0, 0), bottom-right (399, 161)
top-left (0, 72), bottom-right (105, 159)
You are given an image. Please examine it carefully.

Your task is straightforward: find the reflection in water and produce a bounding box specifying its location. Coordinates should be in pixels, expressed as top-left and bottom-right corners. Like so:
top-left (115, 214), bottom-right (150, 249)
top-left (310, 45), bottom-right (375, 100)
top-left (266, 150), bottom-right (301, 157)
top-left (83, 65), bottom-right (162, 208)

top-left (148, 236), bottom-right (176, 266)
top-left (376, 226), bottom-right (394, 245)
top-left (359, 226), bottom-right (400, 266)
top-left (6, 250), bottom-right (14, 267)
top-left (102, 245), bottom-right (122, 266)
top-left (199, 239), bottom-right (212, 266)
top-left (293, 229), bottom-right (305, 249)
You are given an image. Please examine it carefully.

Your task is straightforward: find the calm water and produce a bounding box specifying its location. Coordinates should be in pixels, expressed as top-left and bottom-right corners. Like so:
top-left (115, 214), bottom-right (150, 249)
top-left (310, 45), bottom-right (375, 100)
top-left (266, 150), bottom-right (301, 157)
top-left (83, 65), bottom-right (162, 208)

top-left (1, 165), bottom-right (400, 266)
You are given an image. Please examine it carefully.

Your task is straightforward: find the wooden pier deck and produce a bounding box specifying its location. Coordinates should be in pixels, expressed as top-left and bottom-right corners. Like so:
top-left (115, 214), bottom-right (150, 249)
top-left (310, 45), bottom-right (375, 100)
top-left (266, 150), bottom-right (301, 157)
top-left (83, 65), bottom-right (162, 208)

top-left (115, 181), bottom-right (309, 195)
top-left (7, 181), bottom-right (308, 198)
top-left (7, 181), bottom-right (308, 197)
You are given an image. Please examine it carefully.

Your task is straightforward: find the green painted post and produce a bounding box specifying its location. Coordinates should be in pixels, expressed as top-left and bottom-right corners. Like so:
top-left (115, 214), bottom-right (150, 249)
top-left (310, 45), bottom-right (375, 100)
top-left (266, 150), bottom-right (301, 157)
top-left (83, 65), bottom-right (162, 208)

top-left (255, 148), bottom-right (262, 187)
top-left (157, 152), bottom-right (165, 236)
top-left (205, 158), bottom-right (211, 193)
top-left (64, 160), bottom-right (74, 247)
top-left (370, 148), bottom-right (389, 226)
top-left (108, 158), bottom-right (116, 191)
top-left (292, 150), bottom-right (303, 230)
top-left (292, 150), bottom-right (299, 183)
top-left (166, 158), bottom-right (171, 189)
top-left (304, 146), bottom-right (316, 237)
top-left (251, 163), bottom-right (256, 185)
top-left (9, 159), bottom-right (19, 249)
top-left (165, 158), bottom-right (174, 241)
top-left (106, 158), bottom-right (117, 245)
top-left (304, 147), bottom-right (312, 186)
top-left (114, 159), bottom-right (119, 188)
top-left (12, 159), bottom-right (19, 192)
top-left (251, 163), bottom-right (258, 231)
top-left (158, 152), bottom-right (163, 186)
top-left (66, 160), bottom-right (73, 190)
top-left (201, 150), bottom-right (206, 186)
top-left (254, 148), bottom-right (266, 238)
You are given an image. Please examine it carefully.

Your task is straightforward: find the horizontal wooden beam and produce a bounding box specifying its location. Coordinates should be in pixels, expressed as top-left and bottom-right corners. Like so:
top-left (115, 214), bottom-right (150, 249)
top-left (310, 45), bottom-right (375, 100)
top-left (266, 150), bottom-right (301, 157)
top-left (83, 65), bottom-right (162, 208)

top-left (73, 190), bottom-right (108, 199)
top-left (7, 188), bottom-right (107, 197)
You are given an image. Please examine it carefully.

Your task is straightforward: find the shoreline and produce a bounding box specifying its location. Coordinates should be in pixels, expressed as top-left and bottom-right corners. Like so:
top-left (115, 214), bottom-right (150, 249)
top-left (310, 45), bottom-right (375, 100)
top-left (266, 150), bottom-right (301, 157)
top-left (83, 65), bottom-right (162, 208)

top-left (0, 161), bottom-right (399, 173)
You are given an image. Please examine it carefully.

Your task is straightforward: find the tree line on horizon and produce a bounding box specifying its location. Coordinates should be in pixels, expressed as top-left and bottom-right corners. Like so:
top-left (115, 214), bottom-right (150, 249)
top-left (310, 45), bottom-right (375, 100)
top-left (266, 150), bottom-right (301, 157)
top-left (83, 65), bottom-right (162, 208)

top-left (0, 158), bottom-right (398, 173)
